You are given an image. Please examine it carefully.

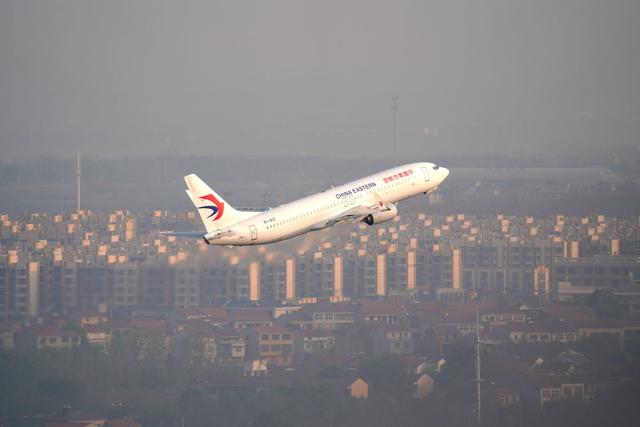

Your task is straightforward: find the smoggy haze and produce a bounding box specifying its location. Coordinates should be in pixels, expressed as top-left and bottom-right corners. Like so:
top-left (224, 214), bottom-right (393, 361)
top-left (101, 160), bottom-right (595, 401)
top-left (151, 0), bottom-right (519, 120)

top-left (1, 0), bottom-right (639, 161)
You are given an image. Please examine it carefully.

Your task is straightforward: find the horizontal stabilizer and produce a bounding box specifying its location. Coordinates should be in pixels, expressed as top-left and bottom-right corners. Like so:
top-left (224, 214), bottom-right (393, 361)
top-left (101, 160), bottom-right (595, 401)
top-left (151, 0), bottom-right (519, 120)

top-left (160, 231), bottom-right (204, 238)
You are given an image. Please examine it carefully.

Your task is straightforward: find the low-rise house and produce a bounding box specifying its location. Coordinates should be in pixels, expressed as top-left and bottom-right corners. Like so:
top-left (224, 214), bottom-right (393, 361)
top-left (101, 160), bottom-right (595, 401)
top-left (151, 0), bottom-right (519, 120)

top-left (508, 359), bottom-right (607, 408)
top-left (495, 388), bottom-right (521, 407)
top-left (130, 319), bottom-right (171, 362)
top-left (431, 324), bottom-right (463, 354)
top-left (271, 304), bottom-right (302, 319)
top-left (539, 382), bottom-right (588, 407)
top-left (171, 307), bottom-right (228, 325)
top-left (426, 309), bottom-right (484, 336)
top-left (359, 300), bottom-right (407, 325)
top-left (75, 312), bottom-right (109, 328)
top-left (212, 328), bottom-right (246, 367)
top-left (227, 310), bottom-right (273, 329)
top-left (0, 322), bottom-right (20, 350)
top-left (350, 377), bottom-right (369, 398)
top-left (302, 329), bottom-right (336, 353)
top-left (506, 322), bottom-right (577, 344)
top-left (551, 327), bottom-right (578, 343)
top-left (576, 320), bottom-right (624, 342)
top-left (17, 328), bottom-right (82, 352)
top-left (176, 323), bottom-right (218, 364)
top-left (401, 356), bottom-right (430, 375)
top-left (277, 310), bottom-right (313, 330)
top-left (83, 323), bottom-right (112, 352)
top-left (247, 326), bottom-right (295, 366)
top-left (541, 304), bottom-right (596, 322)
top-left (414, 373), bottom-right (435, 398)
top-left (373, 324), bottom-right (414, 356)
top-left (243, 359), bottom-right (268, 376)
top-left (301, 302), bottom-right (355, 330)
top-left (481, 308), bottom-right (526, 326)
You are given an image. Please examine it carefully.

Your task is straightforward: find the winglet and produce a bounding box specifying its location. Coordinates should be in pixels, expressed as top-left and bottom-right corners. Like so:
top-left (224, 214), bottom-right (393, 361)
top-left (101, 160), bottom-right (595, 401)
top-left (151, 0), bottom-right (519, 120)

top-left (372, 192), bottom-right (392, 211)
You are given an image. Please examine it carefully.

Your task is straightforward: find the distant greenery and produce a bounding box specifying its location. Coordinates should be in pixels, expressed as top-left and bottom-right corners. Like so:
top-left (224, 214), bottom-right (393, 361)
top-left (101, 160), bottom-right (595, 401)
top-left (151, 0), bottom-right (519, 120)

top-left (2, 340), bottom-right (640, 427)
top-left (358, 354), bottom-right (412, 399)
top-left (586, 289), bottom-right (624, 319)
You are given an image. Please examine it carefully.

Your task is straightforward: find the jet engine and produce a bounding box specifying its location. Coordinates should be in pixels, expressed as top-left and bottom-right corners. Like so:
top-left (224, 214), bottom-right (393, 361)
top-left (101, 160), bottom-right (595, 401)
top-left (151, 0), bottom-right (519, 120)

top-left (363, 203), bottom-right (398, 225)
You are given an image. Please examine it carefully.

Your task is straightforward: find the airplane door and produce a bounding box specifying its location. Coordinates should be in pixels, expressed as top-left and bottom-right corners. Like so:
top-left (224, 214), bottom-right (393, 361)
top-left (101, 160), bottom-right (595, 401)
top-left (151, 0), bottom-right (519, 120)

top-left (249, 225), bottom-right (258, 241)
top-left (421, 167), bottom-right (431, 182)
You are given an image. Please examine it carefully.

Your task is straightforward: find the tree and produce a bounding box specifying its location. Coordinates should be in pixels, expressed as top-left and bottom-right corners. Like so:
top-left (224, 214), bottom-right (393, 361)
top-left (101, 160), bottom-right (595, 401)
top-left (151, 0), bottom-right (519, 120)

top-left (574, 334), bottom-right (627, 364)
top-left (586, 289), bottom-right (623, 319)
top-left (358, 354), bottom-right (412, 399)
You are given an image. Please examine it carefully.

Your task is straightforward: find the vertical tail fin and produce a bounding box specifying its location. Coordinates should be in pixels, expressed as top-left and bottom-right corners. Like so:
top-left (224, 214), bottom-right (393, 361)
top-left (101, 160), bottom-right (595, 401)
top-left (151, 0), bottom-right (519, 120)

top-left (184, 174), bottom-right (244, 232)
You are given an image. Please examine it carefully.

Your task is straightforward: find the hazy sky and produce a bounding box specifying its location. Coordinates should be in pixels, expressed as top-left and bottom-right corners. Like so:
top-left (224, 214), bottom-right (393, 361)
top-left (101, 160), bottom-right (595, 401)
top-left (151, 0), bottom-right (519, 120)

top-left (1, 0), bottom-right (638, 161)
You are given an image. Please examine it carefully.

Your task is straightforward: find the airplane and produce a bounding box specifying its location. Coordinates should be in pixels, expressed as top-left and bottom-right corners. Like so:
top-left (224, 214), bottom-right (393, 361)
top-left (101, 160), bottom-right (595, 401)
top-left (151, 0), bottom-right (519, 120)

top-left (162, 162), bottom-right (449, 246)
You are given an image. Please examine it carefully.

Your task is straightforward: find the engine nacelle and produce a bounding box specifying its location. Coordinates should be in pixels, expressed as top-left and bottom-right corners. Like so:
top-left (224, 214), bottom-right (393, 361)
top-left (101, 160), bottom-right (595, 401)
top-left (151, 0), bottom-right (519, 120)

top-left (363, 203), bottom-right (398, 225)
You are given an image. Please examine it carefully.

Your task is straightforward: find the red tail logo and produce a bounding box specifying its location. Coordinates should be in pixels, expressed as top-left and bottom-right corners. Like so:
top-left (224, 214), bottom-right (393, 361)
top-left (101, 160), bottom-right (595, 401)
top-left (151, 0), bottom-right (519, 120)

top-left (198, 194), bottom-right (225, 221)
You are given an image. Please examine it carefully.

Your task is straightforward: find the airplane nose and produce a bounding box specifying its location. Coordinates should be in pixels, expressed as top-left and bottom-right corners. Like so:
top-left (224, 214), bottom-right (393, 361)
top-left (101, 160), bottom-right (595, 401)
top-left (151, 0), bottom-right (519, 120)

top-left (441, 167), bottom-right (450, 180)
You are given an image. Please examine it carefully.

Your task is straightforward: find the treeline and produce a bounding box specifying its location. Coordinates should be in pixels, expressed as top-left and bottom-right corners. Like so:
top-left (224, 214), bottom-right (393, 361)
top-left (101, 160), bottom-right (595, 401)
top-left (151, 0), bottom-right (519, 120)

top-left (2, 341), bottom-right (640, 427)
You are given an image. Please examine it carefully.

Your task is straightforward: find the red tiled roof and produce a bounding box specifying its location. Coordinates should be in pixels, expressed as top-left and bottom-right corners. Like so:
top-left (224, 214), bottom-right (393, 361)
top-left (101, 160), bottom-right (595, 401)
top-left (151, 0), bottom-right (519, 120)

top-left (360, 300), bottom-right (405, 316)
top-left (130, 319), bottom-right (168, 330)
top-left (289, 311), bottom-right (312, 322)
top-left (375, 323), bottom-right (412, 333)
top-left (432, 324), bottom-right (461, 336)
top-left (199, 307), bottom-right (229, 318)
top-left (503, 321), bottom-right (576, 333)
top-left (82, 323), bottom-right (113, 333)
top-left (302, 329), bottom-right (335, 338)
top-left (442, 301), bottom-right (497, 312)
top-left (211, 328), bottom-right (243, 339)
top-left (301, 301), bottom-right (355, 314)
top-left (573, 320), bottom-right (626, 329)
top-left (427, 311), bottom-right (477, 325)
top-left (75, 312), bottom-right (108, 319)
top-left (252, 325), bottom-right (291, 334)
top-left (481, 307), bottom-right (526, 316)
top-left (227, 310), bottom-right (272, 322)
top-left (179, 324), bottom-right (215, 339)
top-left (32, 329), bottom-right (81, 338)
top-left (400, 355), bottom-right (427, 370)
top-left (541, 304), bottom-right (595, 321)
top-left (173, 307), bottom-right (204, 317)
top-left (106, 320), bottom-right (134, 331)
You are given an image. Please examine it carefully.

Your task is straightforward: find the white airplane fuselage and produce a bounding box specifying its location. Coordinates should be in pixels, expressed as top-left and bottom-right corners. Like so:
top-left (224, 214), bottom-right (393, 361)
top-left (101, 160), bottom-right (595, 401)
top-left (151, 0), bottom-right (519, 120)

top-left (199, 162), bottom-right (449, 246)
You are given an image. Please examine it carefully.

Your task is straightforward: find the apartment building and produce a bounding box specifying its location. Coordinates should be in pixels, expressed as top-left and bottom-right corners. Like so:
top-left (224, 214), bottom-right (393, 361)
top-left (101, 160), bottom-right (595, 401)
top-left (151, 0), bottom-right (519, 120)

top-left (2, 211), bottom-right (640, 318)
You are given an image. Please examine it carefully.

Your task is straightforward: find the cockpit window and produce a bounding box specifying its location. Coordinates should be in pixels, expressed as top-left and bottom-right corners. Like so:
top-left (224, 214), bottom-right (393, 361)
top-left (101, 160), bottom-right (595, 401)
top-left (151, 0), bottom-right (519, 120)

top-left (432, 165), bottom-right (439, 170)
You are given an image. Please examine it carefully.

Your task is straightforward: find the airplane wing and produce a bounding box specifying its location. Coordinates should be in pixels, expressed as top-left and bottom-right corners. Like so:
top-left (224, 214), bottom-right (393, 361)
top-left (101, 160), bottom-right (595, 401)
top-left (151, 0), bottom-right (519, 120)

top-left (315, 192), bottom-right (397, 229)
top-left (312, 205), bottom-right (377, 229)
